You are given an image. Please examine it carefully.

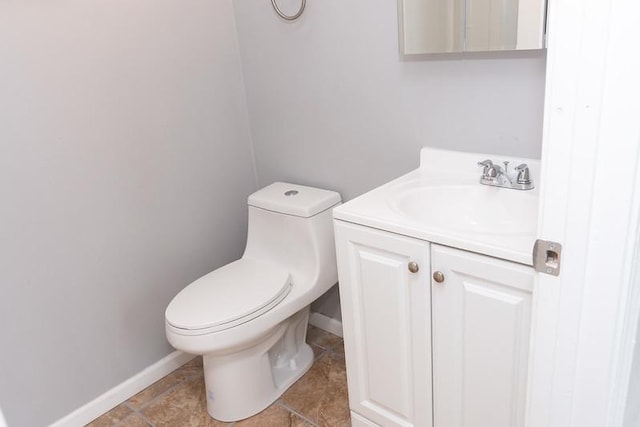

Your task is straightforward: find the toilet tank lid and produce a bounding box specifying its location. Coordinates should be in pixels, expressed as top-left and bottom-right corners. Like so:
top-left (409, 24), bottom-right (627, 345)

top-left (248, 182), bottom-right (341, 218)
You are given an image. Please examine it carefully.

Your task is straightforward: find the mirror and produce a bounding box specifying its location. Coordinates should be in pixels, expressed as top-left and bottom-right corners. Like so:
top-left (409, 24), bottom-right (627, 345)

top-left (398, 0), bottom-right (546, 54)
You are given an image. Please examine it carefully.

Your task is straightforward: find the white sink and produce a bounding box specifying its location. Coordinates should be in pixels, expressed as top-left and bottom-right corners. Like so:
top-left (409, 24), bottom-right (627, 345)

top-left (333, 148), bottom-right (540, 265)
top-left (389, 184), bottom-right (538, 235)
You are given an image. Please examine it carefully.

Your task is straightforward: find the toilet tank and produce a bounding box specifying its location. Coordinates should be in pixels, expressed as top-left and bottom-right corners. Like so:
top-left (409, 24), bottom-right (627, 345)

top-left (247, 182), bottom-right (341, 218)
top-left (243, 182), bottom-right (342, 290)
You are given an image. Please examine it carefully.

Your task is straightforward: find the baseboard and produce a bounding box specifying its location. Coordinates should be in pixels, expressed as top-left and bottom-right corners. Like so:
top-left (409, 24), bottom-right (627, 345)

top-left (49, 351), bottom-right (195, 427)
top-left (50, 316), bottom-right (339, 427)
top-left (309, 312), bottom-right (343, 338)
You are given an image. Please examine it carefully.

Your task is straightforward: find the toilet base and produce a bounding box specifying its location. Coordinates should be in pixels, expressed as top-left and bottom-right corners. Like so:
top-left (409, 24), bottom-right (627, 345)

top-left (202, 307), bottom-right (313, 422)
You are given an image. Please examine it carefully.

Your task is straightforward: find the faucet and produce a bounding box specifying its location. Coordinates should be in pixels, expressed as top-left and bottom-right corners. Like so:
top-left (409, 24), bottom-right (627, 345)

top-left (477, 159), bottom-right (534, 190)
top-left (515, 163), bottom-right (532, 186)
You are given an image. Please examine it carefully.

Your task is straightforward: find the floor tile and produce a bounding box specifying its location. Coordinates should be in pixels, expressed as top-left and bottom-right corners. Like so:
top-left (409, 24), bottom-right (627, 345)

top-left (310, 343), bottom-right (326, 359)
top-left (88, 327), bottom-right (348, 427)
top-left (282, 353), bottom-right (350, 427)
top-left (141, 376), bottom-right (227, 426)
top-left (127, 356), bottom-right (203, 409)
top-left (86, 403), bottom-right (132, 427)
top-left (306, 326), bottom-right (344, 356)
top-left (234, 404), bottom-right (313, 426)
top-left (113, 413), bottom-right (151, 427)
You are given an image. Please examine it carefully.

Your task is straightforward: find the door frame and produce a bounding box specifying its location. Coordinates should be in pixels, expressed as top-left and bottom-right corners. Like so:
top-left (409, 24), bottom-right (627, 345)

top-left (527, 0), bottom-right (640, 426)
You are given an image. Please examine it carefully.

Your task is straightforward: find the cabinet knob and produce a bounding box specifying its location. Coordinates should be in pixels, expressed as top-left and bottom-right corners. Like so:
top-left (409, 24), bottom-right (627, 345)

top-left (408, 261), bottom-right (419, 273)
top-left (433, 271), bottom-right (445, 283)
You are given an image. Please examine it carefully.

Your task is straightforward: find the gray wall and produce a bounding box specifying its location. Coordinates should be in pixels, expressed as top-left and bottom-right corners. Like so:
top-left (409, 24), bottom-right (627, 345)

top-left (0, 0), bottom-right (547, 423)
top-left (232, 0), bottom-right (546, 320)
top-left (0, 1), bottom-right (255, 426)
top-left (232, 0), bottom-right (546, 202)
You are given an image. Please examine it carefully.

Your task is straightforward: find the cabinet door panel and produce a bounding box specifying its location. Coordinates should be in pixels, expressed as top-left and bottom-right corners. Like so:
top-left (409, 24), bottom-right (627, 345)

top-left (359, 251), bottom-right (413, 414)
top-left (335, 221), bottom-right (432, 427)
top-left (351, 411), bottom-right (382, 427)
top-left (432, 244), bottom-right (534, 427)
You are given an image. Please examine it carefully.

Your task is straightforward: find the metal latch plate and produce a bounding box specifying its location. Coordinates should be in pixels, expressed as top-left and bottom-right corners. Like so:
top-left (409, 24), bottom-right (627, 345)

top-left (533, 239), bottom-right (562, 276)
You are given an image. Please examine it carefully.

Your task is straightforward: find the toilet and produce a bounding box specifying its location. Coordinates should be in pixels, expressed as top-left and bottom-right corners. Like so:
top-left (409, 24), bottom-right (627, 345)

top-left (165, 182), bottom-right (342, 422)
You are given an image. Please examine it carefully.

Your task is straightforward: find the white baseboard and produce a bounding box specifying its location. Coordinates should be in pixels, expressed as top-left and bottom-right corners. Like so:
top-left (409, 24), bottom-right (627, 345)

top-left (49, 316), bottom-right (339, 427)
top-left (49, 351), bottom-right (195, 427)
top-left (309, 312), bottom-right (343, 338)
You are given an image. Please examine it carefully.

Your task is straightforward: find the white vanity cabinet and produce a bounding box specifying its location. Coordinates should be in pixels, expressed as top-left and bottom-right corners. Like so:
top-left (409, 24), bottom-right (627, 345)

top-left (334, 221), bottom-right (433, 427)
top-left (431, 244), bottom-right (534, 427)
top-left (335, 221), bottom-right (535, 427)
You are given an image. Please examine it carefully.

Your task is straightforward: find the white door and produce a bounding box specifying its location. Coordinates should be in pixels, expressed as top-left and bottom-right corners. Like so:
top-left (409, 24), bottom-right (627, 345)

top-left (529, 1), bottom-right (640, 426)
top-left (334, 221), bottom-right (432, 427)
top-left (431, 244), bottom-right (534, 427)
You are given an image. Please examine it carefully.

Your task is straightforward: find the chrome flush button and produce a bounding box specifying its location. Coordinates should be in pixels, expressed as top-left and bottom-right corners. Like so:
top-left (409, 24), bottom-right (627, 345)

top-left (284, 190), bottom-right (299, 196)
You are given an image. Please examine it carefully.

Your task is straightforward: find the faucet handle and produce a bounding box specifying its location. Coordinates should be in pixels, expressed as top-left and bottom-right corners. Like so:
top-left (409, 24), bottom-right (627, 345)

top-left (477, 159), bottom-right (497, 178)
top-left (515, 163), bottom-right (531, 184)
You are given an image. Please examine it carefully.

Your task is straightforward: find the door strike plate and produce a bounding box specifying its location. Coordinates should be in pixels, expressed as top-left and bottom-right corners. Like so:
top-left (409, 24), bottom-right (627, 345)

top-left (533, 239), bottom-right (562, 276)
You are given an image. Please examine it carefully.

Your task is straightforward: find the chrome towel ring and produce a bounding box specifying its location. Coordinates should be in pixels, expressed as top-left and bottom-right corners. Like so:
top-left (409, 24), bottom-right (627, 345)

top-left (271, 0), bottom-right (305, 20)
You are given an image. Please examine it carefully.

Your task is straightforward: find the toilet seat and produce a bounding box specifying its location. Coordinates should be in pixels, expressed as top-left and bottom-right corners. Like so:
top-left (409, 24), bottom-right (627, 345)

top-left (165, 258), bottom-right (291, 335)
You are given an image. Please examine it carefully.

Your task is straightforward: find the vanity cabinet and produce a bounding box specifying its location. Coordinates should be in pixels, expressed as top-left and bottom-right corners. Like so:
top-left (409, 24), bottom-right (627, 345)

top-left (334, 221), bottom-right (433, 427)
top-left (431, 245), bottom-right (534, 427)
top-left (335, 221), bottom-right (535, 427)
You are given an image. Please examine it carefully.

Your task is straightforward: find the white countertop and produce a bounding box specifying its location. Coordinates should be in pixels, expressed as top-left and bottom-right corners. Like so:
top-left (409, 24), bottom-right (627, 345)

top-left (333, 148), bottom-right (540, 266)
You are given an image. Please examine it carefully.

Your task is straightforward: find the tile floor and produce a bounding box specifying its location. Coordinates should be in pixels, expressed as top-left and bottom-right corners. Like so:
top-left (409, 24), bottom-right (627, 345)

top-left (86, 326), bottom-right (350, 427)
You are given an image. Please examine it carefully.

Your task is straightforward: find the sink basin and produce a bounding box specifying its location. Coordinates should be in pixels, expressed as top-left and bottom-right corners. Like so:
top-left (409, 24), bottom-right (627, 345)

top-left (333, 148), bottom-right (540, 265)
top-left (389, 184), bottom-right (538, 235)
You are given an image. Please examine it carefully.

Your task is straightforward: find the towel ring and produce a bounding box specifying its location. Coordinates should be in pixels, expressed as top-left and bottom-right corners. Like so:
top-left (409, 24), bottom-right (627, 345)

top-left (271, 0), bottom-right (306, 20)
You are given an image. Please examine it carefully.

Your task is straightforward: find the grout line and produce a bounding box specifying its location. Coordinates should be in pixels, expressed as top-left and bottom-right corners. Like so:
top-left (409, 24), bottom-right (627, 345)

top-left (278, 402), bottom-right (320, 427)
top-left (135, 410), bottom-right (157, 427)
top-left (123, 401), bottom-right (136, 413)
top-left (313, 350), bottom-right (328, 361)
top-left (122, 399), bottom-right (156, 427)
top-left (133, 372), bottom-right (203, 412)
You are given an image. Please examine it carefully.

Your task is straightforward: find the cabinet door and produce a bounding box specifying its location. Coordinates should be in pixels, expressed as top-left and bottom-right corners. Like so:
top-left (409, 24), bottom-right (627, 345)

top-left (335, 221), bottom-right (432, 427)
top-left (431, 244), bottom-right (534, 427)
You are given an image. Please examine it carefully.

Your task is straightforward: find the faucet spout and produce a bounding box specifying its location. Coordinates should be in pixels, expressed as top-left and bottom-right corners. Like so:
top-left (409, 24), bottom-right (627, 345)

top-left (496, 166), bottom-right (513, 186)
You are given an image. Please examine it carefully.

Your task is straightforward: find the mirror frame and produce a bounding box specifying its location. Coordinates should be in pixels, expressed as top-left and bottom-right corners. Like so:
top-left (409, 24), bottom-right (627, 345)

top-left (398, 0), bottom-right (548, 55)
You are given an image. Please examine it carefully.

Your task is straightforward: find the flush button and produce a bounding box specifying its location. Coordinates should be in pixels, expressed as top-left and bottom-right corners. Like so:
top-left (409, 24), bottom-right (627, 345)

top-left (284, 190), bottom-right (299, 196)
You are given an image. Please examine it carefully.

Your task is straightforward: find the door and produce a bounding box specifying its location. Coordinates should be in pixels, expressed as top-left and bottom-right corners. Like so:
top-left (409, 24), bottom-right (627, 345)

top-left (531, 1), bottom-right (640, 426)
top-left (334, 220), bottom-right (432, 427)
top-left (431, 244), bottom-right (534, 427)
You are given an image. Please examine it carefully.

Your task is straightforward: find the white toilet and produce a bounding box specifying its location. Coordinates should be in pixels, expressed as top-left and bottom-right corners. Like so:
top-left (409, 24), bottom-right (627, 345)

top-left (165, 182), bottom-right (341, 422)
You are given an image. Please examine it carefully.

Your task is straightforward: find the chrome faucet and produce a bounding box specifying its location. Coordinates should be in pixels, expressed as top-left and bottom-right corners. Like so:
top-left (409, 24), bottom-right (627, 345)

top-left (477, 159), bottom-right (534, 190)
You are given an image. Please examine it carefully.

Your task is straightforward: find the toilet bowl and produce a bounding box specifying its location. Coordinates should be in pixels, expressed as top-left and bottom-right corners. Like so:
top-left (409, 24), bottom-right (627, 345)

top-left (165, 182), bottom-right (341, 422)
